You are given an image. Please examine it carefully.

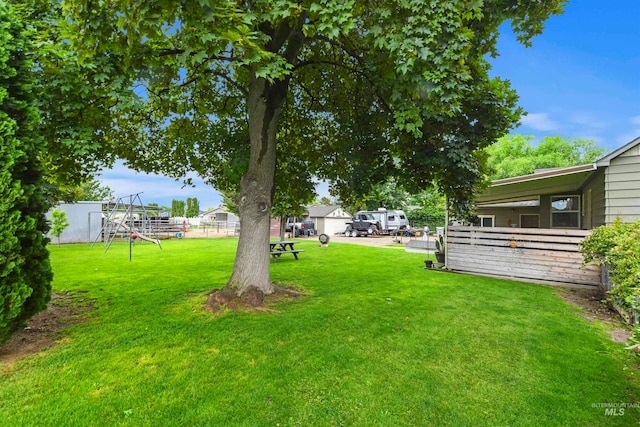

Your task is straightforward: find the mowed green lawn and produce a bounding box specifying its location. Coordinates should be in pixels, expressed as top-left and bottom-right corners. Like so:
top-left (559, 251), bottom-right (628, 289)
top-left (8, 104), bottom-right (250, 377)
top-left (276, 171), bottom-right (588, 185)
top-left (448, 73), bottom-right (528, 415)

top-left (1, 238), bottom-right (639, 426)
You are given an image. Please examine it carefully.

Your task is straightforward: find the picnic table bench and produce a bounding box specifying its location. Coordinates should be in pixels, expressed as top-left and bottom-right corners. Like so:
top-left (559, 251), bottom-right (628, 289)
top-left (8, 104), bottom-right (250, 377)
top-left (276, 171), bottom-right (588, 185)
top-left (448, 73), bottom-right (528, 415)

top-left (269, 240), bottom-right (304, 261)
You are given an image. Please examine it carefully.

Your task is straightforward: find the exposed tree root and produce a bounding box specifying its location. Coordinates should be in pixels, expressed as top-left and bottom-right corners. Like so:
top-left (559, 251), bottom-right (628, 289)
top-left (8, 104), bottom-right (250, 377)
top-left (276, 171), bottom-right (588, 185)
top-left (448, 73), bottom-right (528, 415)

top-left (204, 284), bottom-right (304, 313)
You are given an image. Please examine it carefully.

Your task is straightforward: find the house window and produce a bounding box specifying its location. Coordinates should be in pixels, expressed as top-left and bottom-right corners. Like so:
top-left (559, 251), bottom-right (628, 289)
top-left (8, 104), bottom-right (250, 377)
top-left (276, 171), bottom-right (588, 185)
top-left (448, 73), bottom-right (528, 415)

top-left (477, 215), bottom-right (494, 227)
top-left (551, 195), bottom-right (580, 228)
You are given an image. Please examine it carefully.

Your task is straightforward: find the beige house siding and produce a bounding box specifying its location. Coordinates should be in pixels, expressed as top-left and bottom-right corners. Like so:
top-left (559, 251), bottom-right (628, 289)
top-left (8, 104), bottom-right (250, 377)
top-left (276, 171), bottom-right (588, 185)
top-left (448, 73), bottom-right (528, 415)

top-left (539, 195), bottom-right (551, 228)
top-left (315, 217), bottom-right (326, 234)
top-left (581, 169), bottom-right (606, 228)
top-left (315, 217), bottom-right (349, 235)
top-left (604, 145), bottom-right (640, 224)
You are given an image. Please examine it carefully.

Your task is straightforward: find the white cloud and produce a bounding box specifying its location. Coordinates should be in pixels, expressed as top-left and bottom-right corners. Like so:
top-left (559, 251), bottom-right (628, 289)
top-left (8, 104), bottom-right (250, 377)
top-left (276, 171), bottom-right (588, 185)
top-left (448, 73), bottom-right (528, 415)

top-left (568, 112), bottom-right (608, 131)
top-left (615, 115), bottom-right (640, 146)
top-left (614, 133), bottom-right (637, 146)
top-left (520, 113), bottom-right (559, 132)
top-left (559, 113), bottom-right (640, 150)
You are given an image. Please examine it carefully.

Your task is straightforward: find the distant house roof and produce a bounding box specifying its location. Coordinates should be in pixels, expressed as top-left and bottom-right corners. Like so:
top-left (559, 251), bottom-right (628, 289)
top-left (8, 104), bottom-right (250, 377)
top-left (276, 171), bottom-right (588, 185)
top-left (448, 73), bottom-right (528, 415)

top-left (199, 207), bottom-right (240, 223)
top-left (596, 135), bottom-right (640, 166)
top-left (307, 205), bottom-right (351, 218)
top-left (200, 207), bottom-right (226, 217)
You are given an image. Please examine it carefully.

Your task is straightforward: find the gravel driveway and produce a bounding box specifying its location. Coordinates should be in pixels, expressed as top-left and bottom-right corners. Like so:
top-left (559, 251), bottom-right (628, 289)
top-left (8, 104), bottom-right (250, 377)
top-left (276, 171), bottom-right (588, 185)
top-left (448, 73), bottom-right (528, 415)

top-left (300, 234), bottom-right (410, 247)
top-left (186, 228), bottom-right (421, 248)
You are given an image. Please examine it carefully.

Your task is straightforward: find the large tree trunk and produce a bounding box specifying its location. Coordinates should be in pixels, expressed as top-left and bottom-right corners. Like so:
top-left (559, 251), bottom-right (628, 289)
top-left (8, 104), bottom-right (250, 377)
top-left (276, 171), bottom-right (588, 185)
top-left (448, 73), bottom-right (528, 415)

top-left (224, 76), bottom-right (289, 298)
top-left (219, 19), bottom-right (306, 304)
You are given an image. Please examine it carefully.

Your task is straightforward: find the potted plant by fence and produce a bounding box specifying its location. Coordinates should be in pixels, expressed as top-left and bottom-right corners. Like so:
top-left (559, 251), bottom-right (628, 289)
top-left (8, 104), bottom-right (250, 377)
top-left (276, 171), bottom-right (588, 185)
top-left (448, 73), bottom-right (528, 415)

top-left (435, 234), bottom-right (445, 264)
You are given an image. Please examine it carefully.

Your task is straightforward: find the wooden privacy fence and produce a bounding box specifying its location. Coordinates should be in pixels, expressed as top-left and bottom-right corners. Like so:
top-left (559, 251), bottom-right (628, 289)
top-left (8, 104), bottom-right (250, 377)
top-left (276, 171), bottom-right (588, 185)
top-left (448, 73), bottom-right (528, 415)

top-left (446, 226), bottom-right (600, 288)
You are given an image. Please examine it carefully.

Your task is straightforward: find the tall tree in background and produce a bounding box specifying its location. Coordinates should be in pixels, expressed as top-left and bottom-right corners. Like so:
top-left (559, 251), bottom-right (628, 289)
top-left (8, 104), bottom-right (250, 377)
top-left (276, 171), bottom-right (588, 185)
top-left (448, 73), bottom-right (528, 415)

top-left (221, 191), bottom-right (240, 216)
top-left (171, 200), bottom-right (185, 217)
top-left (406, 188), bottom-right (447, 229)
top-left (364, 179), bottom-right (410, 211)
top-left (35, 0), bottom-right (564, 301)
top-left (316, 196), bottom-right (333, 206)
top-left (77, 177), bottom-right (113, 201)
top-left (186, 197), bottom-right (200, 218)
top-left (486, 135), bottom-right (606, 180)
top-left (0, 1), bottom-right (52, 343)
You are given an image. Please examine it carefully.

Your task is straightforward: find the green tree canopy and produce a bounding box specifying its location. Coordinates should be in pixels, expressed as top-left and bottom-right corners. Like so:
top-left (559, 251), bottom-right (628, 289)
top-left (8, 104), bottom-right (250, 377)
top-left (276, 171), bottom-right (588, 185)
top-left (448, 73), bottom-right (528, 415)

top-left (31, 0), bottom-right (565, 298)
top-left (77, 177), bottom-right (113, 201)
top-left (364, 179), bottom-right (410, 212)
top-left (486, 135), bottom-right (606, 180)
top-left (41, 175), bottom-right (112, 205)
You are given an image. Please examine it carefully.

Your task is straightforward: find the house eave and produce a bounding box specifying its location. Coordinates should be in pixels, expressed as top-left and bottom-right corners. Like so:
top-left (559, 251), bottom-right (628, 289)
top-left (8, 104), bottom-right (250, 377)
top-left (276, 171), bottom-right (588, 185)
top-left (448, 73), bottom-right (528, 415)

top-left (491, 163), bottom-right (597, 187)
top-left (478, 166), bottom-right (597, 205)
top-left (595, 135), bottom-right (640, 167)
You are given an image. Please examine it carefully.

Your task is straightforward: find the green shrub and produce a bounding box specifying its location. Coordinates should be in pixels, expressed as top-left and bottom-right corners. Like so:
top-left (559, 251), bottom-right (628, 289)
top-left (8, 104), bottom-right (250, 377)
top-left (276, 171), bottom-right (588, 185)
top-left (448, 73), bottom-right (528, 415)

top-left (406, 207), bottom-right (446, 229)
top-left (406, 190), bottom-right (446, 228)
top-left (580, 218), bottom-right (640, 313)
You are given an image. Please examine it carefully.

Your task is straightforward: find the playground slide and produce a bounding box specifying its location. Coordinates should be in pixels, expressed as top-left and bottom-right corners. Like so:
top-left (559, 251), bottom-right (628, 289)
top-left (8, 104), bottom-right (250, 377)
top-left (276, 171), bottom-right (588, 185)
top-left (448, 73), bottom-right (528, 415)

top-left (132, 232), bottom-right (160, 245)
top-left (115, 221), bottom-right (133, 232)
top-left (114, 222), bottom-right (160, 245)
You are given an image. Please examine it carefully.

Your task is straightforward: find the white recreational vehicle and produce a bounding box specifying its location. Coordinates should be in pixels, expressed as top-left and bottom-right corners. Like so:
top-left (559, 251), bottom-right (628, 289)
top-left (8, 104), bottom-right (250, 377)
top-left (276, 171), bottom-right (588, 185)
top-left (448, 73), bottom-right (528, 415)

top-left (344, 208), bottom-right (409, 237)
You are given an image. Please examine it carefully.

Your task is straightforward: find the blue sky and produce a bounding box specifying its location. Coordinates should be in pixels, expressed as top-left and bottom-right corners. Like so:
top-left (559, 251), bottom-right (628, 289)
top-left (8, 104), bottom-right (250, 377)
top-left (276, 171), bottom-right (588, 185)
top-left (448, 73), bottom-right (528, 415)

top-left (99, 1), bottom-right (640, 209)
top-left (491, 0), bottom-right (639, 148)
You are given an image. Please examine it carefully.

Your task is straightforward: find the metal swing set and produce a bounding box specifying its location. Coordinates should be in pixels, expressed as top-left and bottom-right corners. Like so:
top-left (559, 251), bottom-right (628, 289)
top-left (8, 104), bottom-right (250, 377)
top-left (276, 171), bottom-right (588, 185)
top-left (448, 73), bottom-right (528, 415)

top-left (92, 193), bottom-right (162, 261)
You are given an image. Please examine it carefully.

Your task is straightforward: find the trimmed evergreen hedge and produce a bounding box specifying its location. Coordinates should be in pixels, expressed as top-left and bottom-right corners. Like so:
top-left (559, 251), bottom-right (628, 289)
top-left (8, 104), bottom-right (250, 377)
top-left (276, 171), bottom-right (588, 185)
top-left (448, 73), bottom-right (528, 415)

top-left (0, 1), bottom-right (53, 344)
